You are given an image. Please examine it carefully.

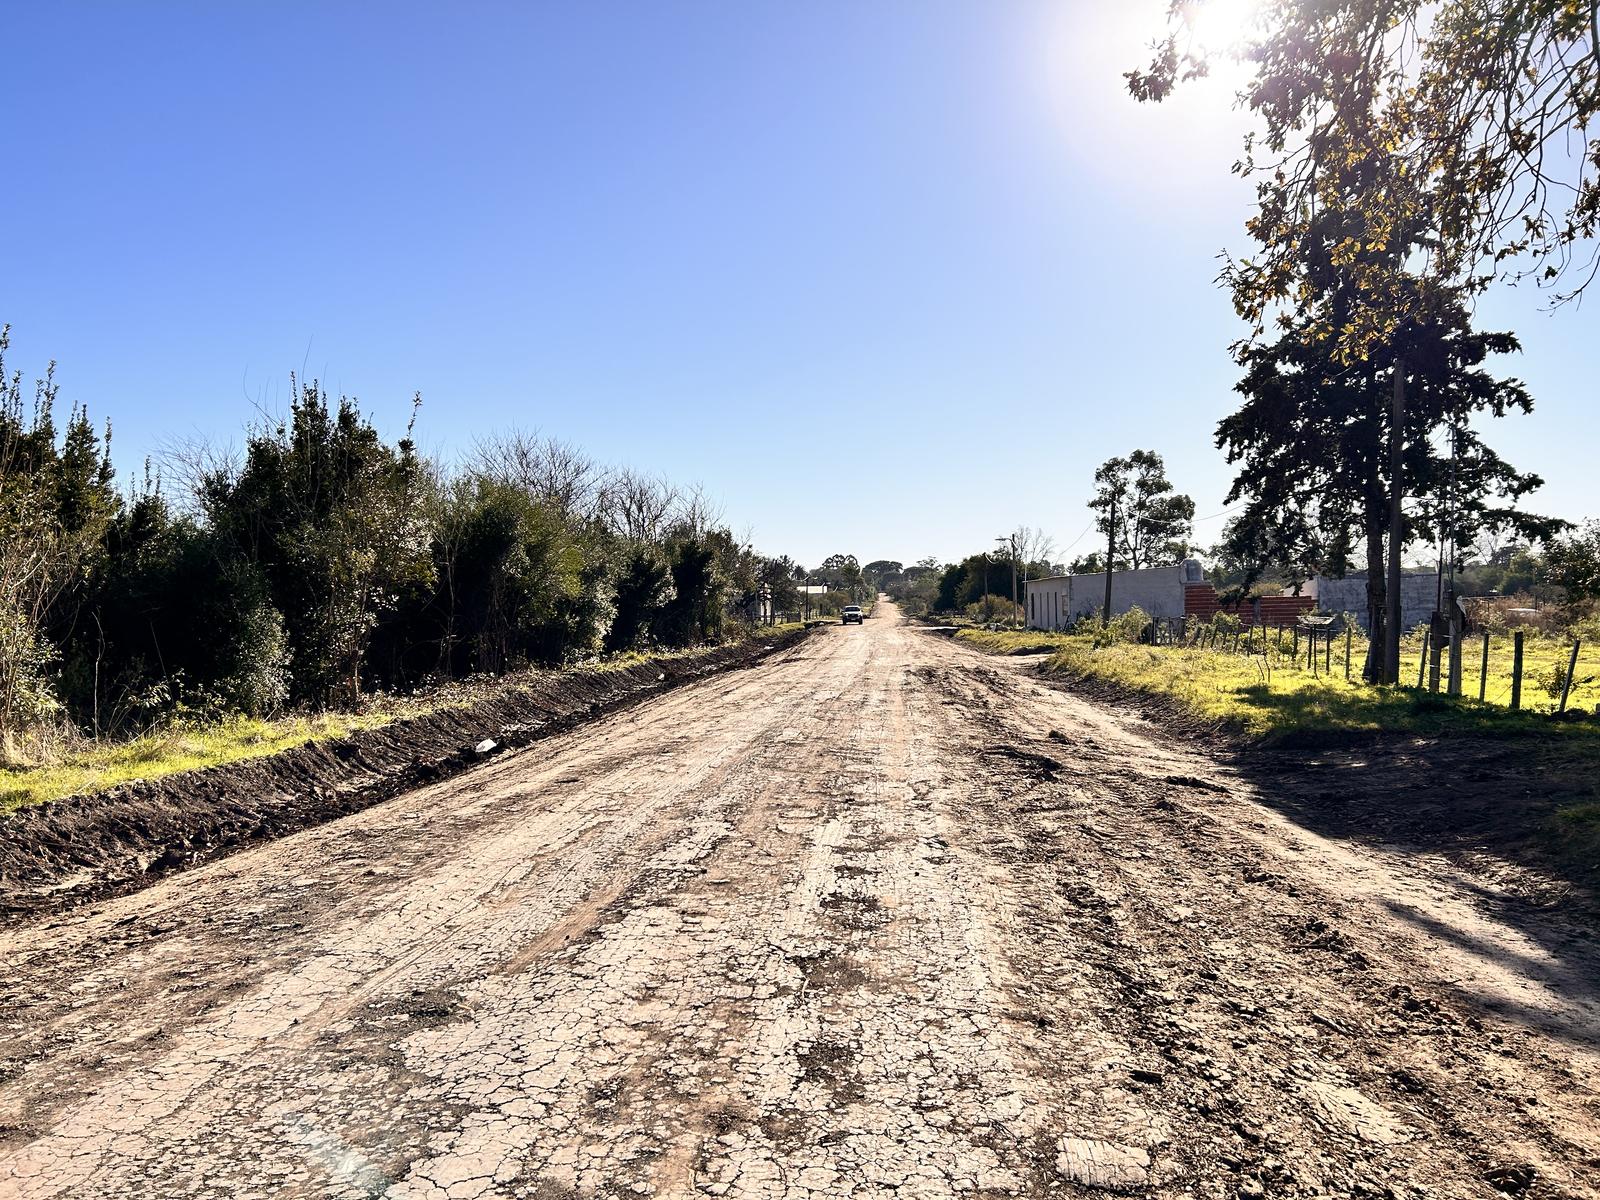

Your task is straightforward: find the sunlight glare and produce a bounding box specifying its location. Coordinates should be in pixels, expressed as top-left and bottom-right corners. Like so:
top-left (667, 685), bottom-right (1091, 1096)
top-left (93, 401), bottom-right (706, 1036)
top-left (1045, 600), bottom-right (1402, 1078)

top-left (1182, 0), bottom-right (1262, 58)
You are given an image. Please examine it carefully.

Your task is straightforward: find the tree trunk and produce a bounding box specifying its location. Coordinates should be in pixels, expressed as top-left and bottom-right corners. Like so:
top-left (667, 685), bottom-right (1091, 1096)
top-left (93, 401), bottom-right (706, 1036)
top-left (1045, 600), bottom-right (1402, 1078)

top-left (1361, 463), bottom-right (1388, 683)
top-left (1383, 358), bottom-right (1405, 685)
top-left (1363, 503), bottom-right (1387, 684)
top-left (1102, 512), bottom-right (1115, 625)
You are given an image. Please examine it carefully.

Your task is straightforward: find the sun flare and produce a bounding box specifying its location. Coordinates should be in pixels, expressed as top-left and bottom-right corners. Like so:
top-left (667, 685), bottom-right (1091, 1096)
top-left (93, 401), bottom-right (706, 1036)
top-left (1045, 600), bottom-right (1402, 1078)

top-left (1181, 0), bottom-right (1262, 55)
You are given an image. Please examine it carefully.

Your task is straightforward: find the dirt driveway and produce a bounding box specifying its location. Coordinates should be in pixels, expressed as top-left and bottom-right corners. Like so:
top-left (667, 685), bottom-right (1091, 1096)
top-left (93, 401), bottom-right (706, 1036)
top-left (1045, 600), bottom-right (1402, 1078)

top-left (2, 602), bottom-right (1597, 1199)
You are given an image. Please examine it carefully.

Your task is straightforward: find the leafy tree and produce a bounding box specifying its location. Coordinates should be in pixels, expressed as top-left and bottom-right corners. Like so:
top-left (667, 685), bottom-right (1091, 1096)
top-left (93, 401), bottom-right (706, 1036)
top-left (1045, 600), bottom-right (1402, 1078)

top-left (862, 560), bottom-right (903, 595)
top-left (0, 334), bottom-right (816, 749)
top-left (62, 487), bottom-right (289, 733)
top-left (430, 478), bottom-right (599, 673)
top-left (885, 557), bottom-right (941, 614)
top-left (605, 546), bottom-right (670, 653)
top-left (1132, 9), bottom-right (1569, 679)
top-left (656, 529), bottom-right (724, 647)
top-left (710, 529), bottom-right (761, 623)
top-left (1066, 552), bottom-right (1106, 576)
top-left (0, 329), bottom-right (119, 754)
top-left (1547, 522), bottom-right (1600, 612)
top-left (1087, 457), bottom-right (1131, 624)
top-left (1087, 451), bottom-right (1193, 623)
top-left (1216, 220), bottom-right (1560, 678)
top-left (935, 554), bottom-right (988, 612)
top-left (813, 552), bottom-right (869, 602)
top-left (1131, 1), bottom-right (1600, 328)
top-left (1120, 453), bottom-right (1194, 570)
top-left (759, 555), bottom-right (802, 618)
top-left (202, 379), bottom-right (434, 703)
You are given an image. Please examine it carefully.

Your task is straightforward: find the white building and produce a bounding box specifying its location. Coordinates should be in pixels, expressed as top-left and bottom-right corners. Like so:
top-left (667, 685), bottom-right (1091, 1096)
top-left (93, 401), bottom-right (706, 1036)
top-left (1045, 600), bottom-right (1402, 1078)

top-left (1025, 561), bottom-right (1204, 630)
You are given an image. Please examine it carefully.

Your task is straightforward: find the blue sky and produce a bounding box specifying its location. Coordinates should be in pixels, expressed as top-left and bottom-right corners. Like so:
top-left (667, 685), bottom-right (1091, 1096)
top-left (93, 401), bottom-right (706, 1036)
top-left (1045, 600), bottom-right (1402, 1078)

top-left (5, 1), bottom-right (1594, 569)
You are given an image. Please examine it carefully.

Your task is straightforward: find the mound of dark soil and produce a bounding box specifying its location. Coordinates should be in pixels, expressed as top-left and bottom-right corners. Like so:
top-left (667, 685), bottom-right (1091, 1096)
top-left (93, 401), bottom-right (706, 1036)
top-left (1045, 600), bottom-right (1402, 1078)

top-left (0, 630), bottom-right (811, 921)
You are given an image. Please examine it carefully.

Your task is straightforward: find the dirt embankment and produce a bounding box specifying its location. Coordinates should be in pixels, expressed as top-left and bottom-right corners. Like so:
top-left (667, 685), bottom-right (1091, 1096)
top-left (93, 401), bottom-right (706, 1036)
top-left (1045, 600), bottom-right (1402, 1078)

top-left (0, 629), bottom-right (812, 920)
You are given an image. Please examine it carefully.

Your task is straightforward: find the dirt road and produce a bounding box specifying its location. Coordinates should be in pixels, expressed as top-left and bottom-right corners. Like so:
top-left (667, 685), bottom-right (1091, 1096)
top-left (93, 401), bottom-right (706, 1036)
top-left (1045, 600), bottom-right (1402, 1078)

top-left (3, 602), bottom-right (1597, 1199)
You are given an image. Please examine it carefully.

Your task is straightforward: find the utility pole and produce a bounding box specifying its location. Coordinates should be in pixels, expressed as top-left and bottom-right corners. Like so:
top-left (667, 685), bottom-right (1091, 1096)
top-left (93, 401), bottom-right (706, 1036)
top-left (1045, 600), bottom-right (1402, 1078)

top-left (1102, 505), bottom-right (1116, 626)
top-left (1384, 356), bottom-right (1405, 685)
top-left (996, 535), bottom-right (1017, 627)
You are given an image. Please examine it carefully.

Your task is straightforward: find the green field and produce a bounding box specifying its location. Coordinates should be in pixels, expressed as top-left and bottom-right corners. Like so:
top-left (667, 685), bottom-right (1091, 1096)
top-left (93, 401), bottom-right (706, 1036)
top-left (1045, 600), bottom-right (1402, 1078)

top-left (955, 624), bottom-right (1600, 741)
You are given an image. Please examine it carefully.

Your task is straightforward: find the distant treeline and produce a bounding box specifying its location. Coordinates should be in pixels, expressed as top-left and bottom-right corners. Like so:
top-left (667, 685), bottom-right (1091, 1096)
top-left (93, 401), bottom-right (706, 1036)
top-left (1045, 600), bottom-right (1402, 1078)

top-left (0, 331), bottom-right (830, 751)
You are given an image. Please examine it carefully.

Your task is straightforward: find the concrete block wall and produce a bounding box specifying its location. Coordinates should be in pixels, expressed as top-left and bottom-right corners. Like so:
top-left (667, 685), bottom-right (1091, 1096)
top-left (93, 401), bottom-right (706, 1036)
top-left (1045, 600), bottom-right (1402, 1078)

top-left (1025, 566), bottom-right (1186, 629)
top-left (1312, 573), bottom-right (1438, 633)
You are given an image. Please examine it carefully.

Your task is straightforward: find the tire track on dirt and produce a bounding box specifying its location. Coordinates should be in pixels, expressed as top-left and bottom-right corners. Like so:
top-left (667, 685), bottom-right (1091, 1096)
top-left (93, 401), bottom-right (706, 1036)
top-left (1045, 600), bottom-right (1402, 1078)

top-left (927, 642), bottom-right (1600, 1198)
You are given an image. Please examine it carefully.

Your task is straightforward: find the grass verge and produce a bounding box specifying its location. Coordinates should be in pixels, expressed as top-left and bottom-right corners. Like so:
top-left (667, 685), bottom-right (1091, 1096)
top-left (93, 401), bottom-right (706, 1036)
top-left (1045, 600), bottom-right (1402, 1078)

top-left (0, 627), bottom-right (806, 815)
top-left (956, 628), bottom-right (1599, 742)
top-left (0, 713), bottom-right (396, 815)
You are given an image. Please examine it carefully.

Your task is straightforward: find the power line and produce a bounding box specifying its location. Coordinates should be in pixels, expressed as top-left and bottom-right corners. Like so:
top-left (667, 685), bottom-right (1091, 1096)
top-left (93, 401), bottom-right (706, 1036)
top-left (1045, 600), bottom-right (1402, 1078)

top-left (1056, 520), bottom-right (1096, 555)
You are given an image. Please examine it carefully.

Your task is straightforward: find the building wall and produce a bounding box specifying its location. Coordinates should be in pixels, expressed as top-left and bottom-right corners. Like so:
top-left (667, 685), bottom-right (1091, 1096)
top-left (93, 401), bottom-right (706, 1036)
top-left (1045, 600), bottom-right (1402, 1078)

top-left (1184, 585), bottom-right (1316, 627)
top-left (1312, 572), bottom-right (1438, 633)
top-left (1025, 565), bottom-right (1187, 629)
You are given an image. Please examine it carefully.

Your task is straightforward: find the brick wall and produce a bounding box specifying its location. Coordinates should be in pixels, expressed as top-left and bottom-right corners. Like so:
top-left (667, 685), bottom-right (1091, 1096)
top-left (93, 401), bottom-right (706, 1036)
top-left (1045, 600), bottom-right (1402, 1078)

top-left (1183, 583), bottom-right (1314, 626)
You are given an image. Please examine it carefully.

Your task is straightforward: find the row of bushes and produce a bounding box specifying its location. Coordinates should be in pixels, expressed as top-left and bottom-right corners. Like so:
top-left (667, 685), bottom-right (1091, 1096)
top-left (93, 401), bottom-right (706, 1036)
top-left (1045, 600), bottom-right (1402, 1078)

top-left (0, 334), bottom-right (822, 760)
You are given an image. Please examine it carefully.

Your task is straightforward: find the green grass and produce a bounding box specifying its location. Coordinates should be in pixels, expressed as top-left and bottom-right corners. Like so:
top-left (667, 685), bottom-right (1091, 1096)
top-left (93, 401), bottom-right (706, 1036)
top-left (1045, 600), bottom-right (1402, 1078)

top-left (955, 626), bottom-right (1600, 743)
top-left (0, 711), bottom-right (399, 814)
top-left (0, 625), bottom-right (808, 815)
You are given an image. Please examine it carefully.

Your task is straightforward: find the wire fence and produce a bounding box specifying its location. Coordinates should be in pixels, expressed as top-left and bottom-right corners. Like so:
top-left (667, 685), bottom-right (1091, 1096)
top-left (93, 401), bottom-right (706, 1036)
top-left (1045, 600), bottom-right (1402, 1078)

top-left (1150, 616), bottom-right (1595, 714)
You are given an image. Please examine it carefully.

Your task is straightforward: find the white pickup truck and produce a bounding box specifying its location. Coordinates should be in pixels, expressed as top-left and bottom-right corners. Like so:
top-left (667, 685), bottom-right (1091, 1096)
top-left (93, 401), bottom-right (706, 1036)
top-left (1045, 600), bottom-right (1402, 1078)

top-left (841, 605), bottom-right (864, 625)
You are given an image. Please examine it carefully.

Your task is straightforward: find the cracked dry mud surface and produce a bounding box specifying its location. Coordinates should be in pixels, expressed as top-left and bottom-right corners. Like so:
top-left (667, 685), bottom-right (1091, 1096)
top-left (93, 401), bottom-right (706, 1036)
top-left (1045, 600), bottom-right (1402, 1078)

top-left (2, 602), bottom-right (1598, 1199)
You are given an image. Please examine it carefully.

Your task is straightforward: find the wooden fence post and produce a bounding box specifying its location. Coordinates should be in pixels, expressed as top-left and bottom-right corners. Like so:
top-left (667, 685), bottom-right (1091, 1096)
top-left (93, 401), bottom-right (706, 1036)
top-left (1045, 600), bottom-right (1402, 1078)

top-left (1416, 629), bottom-right (1429, 689)
top-left (1511, 631), bottom-right (1524, 710)
top-left (1345, 626), bottom-right (1353, 681)
top-left (1559, 639), bottom-right (1582, 713)
top-left (1479, 632), bottom-right (1490, 703)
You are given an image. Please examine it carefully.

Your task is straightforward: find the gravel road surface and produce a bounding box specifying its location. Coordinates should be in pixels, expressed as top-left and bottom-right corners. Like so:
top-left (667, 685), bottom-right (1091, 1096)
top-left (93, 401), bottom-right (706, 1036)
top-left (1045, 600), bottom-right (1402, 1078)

top-left (3, 602), bottom-right (1596, 1199)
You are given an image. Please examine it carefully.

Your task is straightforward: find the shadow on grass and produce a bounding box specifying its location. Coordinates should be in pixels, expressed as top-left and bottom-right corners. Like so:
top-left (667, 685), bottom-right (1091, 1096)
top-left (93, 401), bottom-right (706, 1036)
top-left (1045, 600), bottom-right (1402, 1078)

top-left (1230, 681), bottom-right (1594, 746)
